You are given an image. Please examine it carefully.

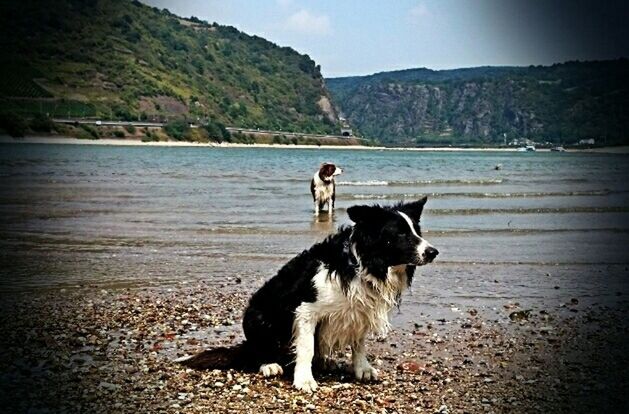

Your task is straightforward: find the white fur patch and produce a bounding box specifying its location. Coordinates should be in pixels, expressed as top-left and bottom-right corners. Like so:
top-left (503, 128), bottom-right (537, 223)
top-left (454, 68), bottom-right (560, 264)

top-left (174, 355), bottom-right (193, 363)
top-left (291, 260), bottom-right (409, 390)
top-left (353, 357), bottom-right (378, 380)
top-left (259, 363), bottom-right (283, 377)
top-left (293, 263), bottom-right (407, 356)
top-left (352, 340), bottom-right (378, 381)
top-left (293, 367), bottom-right (318, 392)
top-left (397, 211), bottom-right (420, 237)
top-left (398, 211), bottom-right (434, 263)
top-left (312, 172), bottom-right (335, 211)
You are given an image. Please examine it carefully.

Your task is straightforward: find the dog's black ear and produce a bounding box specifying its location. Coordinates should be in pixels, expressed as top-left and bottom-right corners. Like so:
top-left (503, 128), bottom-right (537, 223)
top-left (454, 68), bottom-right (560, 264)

top-left (347, 205), bottom-right (388, 224)
top-left (399, 196), bottom-right (428, 222)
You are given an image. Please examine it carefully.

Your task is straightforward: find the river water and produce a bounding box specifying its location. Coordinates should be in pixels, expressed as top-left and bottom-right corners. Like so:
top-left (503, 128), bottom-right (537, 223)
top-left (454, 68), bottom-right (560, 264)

top-left (1, 144), bottom-right (628, 321)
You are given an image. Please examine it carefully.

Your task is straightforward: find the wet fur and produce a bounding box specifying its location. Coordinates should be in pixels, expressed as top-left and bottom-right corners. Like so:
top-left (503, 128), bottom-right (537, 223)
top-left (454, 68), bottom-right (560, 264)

top-left (179, 198), bottom-right (437, 392)
top-left (310, 163), bottom-right (341, 214)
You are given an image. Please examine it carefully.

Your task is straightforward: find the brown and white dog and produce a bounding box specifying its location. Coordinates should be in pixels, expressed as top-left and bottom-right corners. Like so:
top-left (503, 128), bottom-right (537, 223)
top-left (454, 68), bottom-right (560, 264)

top-left (310, 163), bottom-right (343, 215)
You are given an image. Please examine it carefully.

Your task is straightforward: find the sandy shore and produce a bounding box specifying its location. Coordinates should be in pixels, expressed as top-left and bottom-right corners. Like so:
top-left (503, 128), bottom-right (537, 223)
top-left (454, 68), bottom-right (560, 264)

top-left (0, 135), bottom-right (381, 150)
top-left (1, 283), bottom-right (627, 413)
top-left (4, 135), bottom-right (628, 153)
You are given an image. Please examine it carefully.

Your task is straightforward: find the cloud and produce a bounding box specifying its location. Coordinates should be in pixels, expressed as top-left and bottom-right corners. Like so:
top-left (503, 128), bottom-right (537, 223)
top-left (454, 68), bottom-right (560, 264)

top-left (409, 3), bottom-right (431, 19)
top-left (285, 9), bottom-right (331, 36)
top-left (276, 0), bottom-right (292, 7)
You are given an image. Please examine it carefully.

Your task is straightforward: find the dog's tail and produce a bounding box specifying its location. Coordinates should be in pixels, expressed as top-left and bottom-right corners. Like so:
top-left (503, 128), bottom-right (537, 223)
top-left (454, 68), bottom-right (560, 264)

top-left (175, 342), bottom-right (255, 370)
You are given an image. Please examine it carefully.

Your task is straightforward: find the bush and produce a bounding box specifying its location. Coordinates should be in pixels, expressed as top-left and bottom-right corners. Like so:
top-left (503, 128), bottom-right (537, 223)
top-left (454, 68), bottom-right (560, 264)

top-left (79, 123), bottom-right (99, 139)
top-left (113, 130), bottom-right (125, 138)
top-left (124, 125), bottom-right (136, 134)
top-left (163, 119), bottom-right (190, 140)
top-left (113, 106), bottom-right (134, 121)
top-left (29, 114), bottom-right (54, 133)
top-left (203, 120), bottom-right (223, 142)
top-left (0, 113), bottom-right (28, 137)
top-left (232, 131), bottom-right (245, 142)
top-left (142, 130), bottom-right (159, 142)
top-left (217, 122), bottom-right (230, 141)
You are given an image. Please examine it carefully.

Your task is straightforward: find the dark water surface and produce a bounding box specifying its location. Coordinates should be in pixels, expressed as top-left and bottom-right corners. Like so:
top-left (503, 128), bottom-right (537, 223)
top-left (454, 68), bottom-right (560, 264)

top-left (1, 144), bottom-right (628, 323)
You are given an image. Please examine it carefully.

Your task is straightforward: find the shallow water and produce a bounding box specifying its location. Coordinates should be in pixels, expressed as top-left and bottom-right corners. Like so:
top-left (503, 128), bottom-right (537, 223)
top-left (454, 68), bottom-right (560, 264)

top-left (0, 144), bottom-right (628, 322)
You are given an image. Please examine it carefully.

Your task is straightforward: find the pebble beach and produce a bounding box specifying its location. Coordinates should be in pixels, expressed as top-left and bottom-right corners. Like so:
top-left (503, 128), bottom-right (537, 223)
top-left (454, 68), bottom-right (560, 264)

top-left (1, 282), bottom-right (627, 413)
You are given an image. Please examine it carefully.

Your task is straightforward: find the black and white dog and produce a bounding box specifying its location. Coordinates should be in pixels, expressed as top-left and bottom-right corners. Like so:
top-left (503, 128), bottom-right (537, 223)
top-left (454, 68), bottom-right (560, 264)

top-left (178, 198), bottom-right (438, 392)
top-left (310, 163), bottom-right (343, 215)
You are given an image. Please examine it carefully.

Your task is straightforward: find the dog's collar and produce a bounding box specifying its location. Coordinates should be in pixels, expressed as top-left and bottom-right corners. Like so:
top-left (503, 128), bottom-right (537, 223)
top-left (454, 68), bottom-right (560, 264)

top-left (343, 240), bottom-right (359, 268)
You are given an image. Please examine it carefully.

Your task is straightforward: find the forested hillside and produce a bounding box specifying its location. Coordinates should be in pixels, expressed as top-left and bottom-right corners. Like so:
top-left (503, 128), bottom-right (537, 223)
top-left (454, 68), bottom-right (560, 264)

top-left (0, 0), bottom-right (339, 134)
top-left (327, 61), bottom-right (628, 145)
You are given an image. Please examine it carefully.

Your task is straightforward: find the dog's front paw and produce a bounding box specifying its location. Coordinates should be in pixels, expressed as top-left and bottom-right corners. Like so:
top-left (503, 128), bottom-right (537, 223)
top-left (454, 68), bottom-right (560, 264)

top-left (293, 370), bottom-right (318, 392)
top-left (354, 362), bottom-right (378, 381)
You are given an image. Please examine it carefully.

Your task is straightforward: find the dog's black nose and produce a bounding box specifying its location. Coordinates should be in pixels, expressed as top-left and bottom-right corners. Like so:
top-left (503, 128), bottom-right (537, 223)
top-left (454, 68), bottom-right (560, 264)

top-left (424, 247), bottom-right (439, 261)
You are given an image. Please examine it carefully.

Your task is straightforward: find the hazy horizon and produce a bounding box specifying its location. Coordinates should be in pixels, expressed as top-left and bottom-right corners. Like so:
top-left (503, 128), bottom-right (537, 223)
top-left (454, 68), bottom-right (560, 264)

top-left (324, 58), bottom-right (628, 79)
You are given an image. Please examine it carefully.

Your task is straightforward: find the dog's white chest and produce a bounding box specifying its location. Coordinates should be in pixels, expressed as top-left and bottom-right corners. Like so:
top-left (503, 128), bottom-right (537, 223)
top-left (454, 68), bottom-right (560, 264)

top-left (316, 184), bottom-right (333, 200)
top-left (304, 266), bottom-right (408, 356)
top-left (313, 174), bottom-right (334, 202)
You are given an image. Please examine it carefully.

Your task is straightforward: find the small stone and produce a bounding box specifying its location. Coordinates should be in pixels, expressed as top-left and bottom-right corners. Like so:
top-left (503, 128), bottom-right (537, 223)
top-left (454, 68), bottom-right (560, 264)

top-left (306, 403), bottom-right (316, 410)
top-left (99, 381), bottom-right (120, 391)
top-left (509, 310), bottom-right (531, 321)
top-left (397, 360), bottom-right (422, 373)
top-left (435, 404), bottom-right (449, 414)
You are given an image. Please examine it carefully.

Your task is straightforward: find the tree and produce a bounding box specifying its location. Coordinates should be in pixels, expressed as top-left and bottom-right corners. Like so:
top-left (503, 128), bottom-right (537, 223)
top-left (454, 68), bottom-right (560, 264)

top-left (203, 120), bottom-right (223, 141)
top-left (0, 113), bottom-right (28, 137)
top-left (29, 114), bottom-right (54, 132)
top-left (164, 119), bottom-right (190, 140)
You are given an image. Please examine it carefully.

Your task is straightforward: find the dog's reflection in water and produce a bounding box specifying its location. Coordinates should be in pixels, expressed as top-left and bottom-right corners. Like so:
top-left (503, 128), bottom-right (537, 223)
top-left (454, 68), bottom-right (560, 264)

top-left (310, 212), bottom-right (335, 235)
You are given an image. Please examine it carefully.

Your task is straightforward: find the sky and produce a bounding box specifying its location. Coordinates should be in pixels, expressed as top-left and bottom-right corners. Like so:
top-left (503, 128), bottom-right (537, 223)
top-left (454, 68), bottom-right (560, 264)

top-left (140, 0), bottom-right (629, 78)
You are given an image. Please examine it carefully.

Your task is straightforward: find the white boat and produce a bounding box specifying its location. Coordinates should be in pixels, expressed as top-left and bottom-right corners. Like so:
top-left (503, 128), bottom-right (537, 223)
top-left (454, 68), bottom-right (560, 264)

top-left (550, 146), bottom-right (566, 152)
top-left (525, 145), bottom-right (536, 152)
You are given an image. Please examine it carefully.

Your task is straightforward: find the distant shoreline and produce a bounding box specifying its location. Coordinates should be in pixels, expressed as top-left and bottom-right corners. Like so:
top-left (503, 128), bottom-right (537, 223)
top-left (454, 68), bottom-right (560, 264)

top-left (1, 136), bottom-right (628, 153)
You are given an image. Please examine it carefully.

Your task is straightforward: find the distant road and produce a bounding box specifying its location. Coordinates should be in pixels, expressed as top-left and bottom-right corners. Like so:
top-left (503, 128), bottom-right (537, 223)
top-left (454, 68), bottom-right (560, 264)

top-left (52, 118), bottom-right (361, 141)
top-left (223, 127), bottom-right (362, 141)
top-left (53, 118), bottom-right (164, 128)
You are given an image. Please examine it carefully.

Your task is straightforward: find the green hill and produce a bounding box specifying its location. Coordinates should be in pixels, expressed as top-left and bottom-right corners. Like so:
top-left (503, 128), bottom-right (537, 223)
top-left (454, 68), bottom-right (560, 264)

top-left (0, 0), bottom-right (339, 134)
top-left (327, 60), bottom-right (629, 146)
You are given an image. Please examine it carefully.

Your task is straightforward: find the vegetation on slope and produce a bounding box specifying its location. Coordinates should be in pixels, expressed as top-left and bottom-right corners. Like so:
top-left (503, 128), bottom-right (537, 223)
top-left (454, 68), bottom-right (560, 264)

top-left (0, 0), bottom-right (339, 134)
top-left (327, 60), bottom-right (629, 146)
